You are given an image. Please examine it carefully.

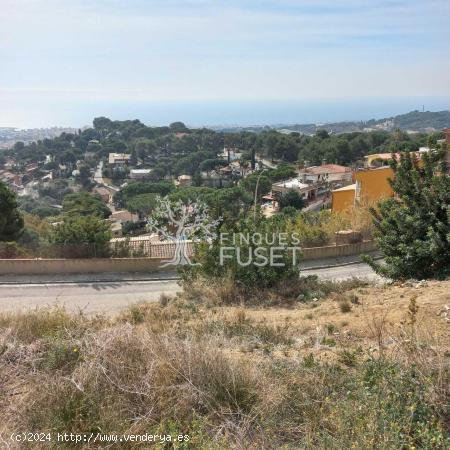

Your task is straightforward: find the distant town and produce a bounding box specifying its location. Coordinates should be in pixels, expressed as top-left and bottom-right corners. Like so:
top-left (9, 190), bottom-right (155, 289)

top-left (0, 113), bottom-right (448, 254)
top-left (0, 126), bottom-right (78, 149)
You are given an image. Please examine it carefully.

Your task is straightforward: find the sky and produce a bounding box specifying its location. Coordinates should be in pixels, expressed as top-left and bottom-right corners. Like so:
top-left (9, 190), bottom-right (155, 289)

top-left (1, 0), bottom-right (450, 128)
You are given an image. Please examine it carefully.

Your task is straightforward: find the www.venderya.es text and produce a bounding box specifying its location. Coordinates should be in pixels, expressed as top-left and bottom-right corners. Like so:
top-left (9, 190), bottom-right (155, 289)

top-left (9, 432), bottom-right (190, 445)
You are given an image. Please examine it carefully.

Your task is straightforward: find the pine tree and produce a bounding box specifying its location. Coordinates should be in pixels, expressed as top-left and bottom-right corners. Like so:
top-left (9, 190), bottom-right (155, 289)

top-left (365, 148), bottom-right (450, 279)
top-left (0, 181), bottom-right (24, 241)
top-left (130, 148), bottom-right (138, 166)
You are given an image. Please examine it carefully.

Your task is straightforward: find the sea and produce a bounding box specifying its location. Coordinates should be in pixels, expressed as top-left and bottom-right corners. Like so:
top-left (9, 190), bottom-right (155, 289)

top-left (2, 96), bottom-right (450, 129)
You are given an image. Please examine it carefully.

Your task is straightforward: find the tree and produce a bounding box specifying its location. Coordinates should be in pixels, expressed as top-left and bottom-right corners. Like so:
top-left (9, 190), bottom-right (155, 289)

top-left (198, 159), bottom-right (228, 175)
top-left (0, 181), bottom-right (24, 241)
top-left (127, 193), bottom-right (158, 218)
top-left (147, 198), bottom-right (220, 266)
top-left (169, 122), bottom-right (188, 133)
top-left (279, 190), bottom-right (305, 210)
top-left (240, 173), bottom-right (272, 198)
top-left (267, 164), bottom-right (297, 182)
top-left (76, 164), bottom-right (93, 189)
top-left (184, 217), bottom-right (300, 290)
top-left (50, 216), bottom-right (111, 257)
top-left (62, 192), bottom-right (111, 219)
top-left (113, 181), bottom-right (174, 208)
top-left (316, 129), bottom-right (329, 139)
top-left (130, 148), bottom-right (138, 166)
top-left (364, 150), bottom-right (450, 279)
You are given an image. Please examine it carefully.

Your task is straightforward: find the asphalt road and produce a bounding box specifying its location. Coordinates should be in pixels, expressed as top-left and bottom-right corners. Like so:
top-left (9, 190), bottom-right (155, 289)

top-left (302, 261), bottom-right (380, 281)
top-left (0, 262), bottom-right (379, 315)
top-left (0, 279), bottom-right (182, 315)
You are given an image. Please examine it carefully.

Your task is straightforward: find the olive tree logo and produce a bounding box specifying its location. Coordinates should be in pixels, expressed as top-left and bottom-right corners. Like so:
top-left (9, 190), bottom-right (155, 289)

top-left (147, 197), bottom-right (220, 267)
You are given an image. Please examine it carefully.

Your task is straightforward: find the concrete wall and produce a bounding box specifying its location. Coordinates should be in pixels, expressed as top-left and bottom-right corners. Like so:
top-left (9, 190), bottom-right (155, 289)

top-left (0, 258), bottom-right (170, 275)
top-left (0, 241), bottom-right (376, 274)
top-left (301, 240), bottom-right (375, 260)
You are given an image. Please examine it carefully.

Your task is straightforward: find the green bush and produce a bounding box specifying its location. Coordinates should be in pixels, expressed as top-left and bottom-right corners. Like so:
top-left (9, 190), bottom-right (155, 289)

top-left (182, 217), bottom-right (300, 290)
top-left (0, 241), bottom-right (28, 258)
top-left (366, 150), bottom-right (450, 279)
top-left (0, 180), bottom-right (24, 241)
top-left (50, 216), bottom-right (112, 257)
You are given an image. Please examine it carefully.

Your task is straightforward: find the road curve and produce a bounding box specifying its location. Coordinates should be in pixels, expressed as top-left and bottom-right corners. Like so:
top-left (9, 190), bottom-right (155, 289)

top-left (0, 262), bottom-right (379, 315)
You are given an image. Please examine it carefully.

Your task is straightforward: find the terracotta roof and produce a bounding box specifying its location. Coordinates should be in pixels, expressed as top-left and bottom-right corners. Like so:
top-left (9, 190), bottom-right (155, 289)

top-left (307, 164), bottom-right (351, 174)
top-left (110, 210), bottom-right (138, 222)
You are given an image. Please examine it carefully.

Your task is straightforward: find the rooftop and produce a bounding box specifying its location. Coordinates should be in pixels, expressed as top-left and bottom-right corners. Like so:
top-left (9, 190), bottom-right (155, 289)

top-left (108, 153), bottom-right (130, 164)
top-left (306, 164), bottom-right (352, 175)
top-left (273, 178), bottom-right (309, 190)
top-left (130, 169), bottom-right (152, 174)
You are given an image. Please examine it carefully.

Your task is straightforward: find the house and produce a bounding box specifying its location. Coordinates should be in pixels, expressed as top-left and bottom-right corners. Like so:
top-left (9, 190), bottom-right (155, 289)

top-left (220, 148), bottom-right (242, 162)
top-left (41, 172), bottom-right (53, 182)
top-left (110, 210), bottom-right (138, 223)
top-left (332, 166), bottom-right (394, 212)
top-left (176, 174), bottom-right (192, 187)
top-left (272, 178), bottom-right (318, 201)
top-left (298, 164), bottom-right (353, 185)
top-left (108, 210), bottom-right (139, 236)
top-left (108, 153), bottom-right (130, 165)
top-left (364, 148), bottom-right (434, 169)
top-left (0, 170), bottom-right (23, 190)
top-left (130, 169), bottom-right (152, 180)
top-left (93, 187), bottom-right (112, 203)
top-left (25, 162), bottom-right (39, 174)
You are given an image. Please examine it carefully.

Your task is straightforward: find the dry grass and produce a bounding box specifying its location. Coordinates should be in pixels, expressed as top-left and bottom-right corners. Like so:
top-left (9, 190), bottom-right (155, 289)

top-left (0, 281), bottom-right (449, 449)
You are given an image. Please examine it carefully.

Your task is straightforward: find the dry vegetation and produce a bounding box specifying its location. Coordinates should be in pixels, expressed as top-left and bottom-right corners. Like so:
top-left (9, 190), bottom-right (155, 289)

top-left (0, 279), bottom-right (449, 449)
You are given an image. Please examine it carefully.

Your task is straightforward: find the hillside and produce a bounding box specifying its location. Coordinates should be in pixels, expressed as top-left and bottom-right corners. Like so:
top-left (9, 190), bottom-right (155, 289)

top-left (1, 279), bottom-right (449, 449)
top-left (218, 109), bottom-right (450, 134)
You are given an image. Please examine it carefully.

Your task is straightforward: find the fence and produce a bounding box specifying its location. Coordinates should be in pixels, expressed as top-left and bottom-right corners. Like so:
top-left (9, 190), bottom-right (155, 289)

top-left (0, 241), bottom-right (194, 259)
top-left (0, 240), bottom-right (375, 261)
top-left (0, 242), bottom-right (110, 259)
top-left (0, 240), bottom-right (377, 275)
top-left (110, 240), bottom-right (194, 258)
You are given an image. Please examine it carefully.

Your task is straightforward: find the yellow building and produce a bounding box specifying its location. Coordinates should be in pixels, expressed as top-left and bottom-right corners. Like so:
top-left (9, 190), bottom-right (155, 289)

top-left (332, 166), bottom-right (394, 212)
top-left (331, 183), bottom-right (357, 212)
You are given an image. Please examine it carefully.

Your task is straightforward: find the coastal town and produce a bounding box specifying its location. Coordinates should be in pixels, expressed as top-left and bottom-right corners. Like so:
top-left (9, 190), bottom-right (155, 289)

top-left (1, 121), bottom-right (449, 248)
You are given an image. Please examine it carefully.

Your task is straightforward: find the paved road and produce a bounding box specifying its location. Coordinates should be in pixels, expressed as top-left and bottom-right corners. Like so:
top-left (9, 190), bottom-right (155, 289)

top-left (302, 261), bottom-right (380, 281)
top-left (0, 262), bottom-right (379, 314)
top-left (0, 279), bottom-right (181, 315)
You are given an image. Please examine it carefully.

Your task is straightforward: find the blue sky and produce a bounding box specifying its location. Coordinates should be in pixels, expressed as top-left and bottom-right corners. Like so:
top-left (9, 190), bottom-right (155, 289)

top-left (1, 0), bottom-right (449, 127)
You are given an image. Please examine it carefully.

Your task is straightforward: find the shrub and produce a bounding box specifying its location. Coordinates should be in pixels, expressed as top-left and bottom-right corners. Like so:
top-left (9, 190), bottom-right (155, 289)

top-left (0, 241), bottom-right (28, 258)
top-left (182, 217), bottom-right (300, 290)
top-left (50, 216), bottom-right (111, 258)
top-left (339, 301), bottom-right (352, 313)
top-left (1, 305), bottom-right (449, 449)
top-left (0, 180), bottom-right (24, 241)
top-left (365, 150), bottom-right (450, 279)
